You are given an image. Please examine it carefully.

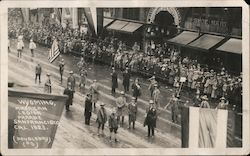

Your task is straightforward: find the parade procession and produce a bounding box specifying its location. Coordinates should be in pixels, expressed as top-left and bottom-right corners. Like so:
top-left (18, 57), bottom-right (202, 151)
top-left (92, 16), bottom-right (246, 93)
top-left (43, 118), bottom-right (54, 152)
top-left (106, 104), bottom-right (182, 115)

top-left (6, 5), bottom-right (245, 151)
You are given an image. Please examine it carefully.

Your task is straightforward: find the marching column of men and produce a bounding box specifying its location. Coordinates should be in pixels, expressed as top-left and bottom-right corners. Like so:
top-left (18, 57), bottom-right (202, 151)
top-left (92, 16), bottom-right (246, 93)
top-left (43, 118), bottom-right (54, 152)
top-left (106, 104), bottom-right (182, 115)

top-left (13, 36), bottom-right (236, 144)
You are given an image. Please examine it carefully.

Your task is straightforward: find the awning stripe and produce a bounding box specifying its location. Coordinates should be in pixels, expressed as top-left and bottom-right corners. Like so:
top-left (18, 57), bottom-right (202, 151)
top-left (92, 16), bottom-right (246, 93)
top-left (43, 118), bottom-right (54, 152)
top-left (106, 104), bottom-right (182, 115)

top-left (103, 18), bottom-right (114, 27)
top-left (188, 34), bottom-right (224, 50)
top-left (216, 38), bottom-right (242, 54)
top-left (107, 20), bottom-right (129, 31)
top-left (168, 31), bottom-right (199, 45)
top-left (120, 22), bottom-right (143, 33)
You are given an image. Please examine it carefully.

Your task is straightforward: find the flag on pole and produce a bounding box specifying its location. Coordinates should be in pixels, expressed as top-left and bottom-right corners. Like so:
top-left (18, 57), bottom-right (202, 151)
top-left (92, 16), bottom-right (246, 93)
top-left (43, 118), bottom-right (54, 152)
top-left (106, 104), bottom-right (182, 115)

top-left (48, 39), bottom-right (60, 63)
top-left (181, 107), bottom-right (238, 148)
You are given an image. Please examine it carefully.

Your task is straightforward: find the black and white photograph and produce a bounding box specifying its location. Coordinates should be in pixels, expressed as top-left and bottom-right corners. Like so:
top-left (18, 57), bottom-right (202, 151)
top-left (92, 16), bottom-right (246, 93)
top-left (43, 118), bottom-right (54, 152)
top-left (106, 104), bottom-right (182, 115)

top-left (1, 0), bottom-right (250, 155)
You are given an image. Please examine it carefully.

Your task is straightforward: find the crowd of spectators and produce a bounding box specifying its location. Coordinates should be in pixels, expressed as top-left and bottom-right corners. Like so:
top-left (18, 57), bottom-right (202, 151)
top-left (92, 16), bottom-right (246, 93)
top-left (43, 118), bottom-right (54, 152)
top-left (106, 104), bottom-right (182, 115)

top-left (8, 18), bottom-right (242, 112)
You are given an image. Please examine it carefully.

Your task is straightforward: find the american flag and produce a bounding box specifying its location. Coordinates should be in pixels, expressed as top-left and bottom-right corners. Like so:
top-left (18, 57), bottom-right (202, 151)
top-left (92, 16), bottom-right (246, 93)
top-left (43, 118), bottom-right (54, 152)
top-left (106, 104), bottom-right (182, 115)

top-left (48, 39), bottom-right (60, 63)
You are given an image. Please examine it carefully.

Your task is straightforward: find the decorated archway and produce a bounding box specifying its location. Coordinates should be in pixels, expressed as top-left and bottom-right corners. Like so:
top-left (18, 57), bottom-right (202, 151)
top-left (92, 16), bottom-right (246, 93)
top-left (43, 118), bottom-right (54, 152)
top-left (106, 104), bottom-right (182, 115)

top-left (147, 7), bottom-right (181, 26)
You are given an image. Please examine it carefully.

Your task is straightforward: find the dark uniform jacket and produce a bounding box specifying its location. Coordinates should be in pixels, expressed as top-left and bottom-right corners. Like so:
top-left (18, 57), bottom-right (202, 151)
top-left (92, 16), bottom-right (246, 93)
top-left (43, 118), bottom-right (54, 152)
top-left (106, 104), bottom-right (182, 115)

top-left (84, 98), bottom-right (92, 116)
top-left (35, 65), bottom-right (42, 74)
top-left (111, 71), bottom-right (118, 88)
top-left (67, 75), bottom-right (76, 91)
top-left (131, 83), bottom-right (141, 97)
top-left (122, 72), bottom-right (130, 86)
top-left (108, 114), bottom-right (118, 129)
top-left (63, 88), bottom-right (73, 106)
top-left (96, 108), bottom-right (107, 124)
top-left (144, 107), bottom-right (157, 127)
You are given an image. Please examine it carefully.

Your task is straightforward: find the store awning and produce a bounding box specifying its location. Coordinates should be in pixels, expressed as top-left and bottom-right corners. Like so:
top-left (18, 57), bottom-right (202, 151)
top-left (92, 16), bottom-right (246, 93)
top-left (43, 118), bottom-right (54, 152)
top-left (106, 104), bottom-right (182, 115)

top-left (216, 38), bottom-right (242, 54)
top-left (188, 34), bottom-right (224, 50)
top-left (168, 31), bottom-right (199, 45)
top-left (106, 20), bottom-right (129, 31)
top-left (120, 22), bottom-right (143, 33)
top-left (103, 18), bottom-right (114, 27)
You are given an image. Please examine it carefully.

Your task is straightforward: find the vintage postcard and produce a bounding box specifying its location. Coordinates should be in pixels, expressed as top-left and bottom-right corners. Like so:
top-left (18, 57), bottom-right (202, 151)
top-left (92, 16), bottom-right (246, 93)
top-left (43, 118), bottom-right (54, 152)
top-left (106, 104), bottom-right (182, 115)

top-left (0, 0), bottom-right (249, 155)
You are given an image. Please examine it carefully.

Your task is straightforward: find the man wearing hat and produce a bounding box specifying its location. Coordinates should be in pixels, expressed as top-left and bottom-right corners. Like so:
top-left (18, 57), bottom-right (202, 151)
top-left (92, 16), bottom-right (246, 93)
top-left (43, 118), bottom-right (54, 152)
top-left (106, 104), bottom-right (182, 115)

top-left (153, 83), bottom-right (161, 109)
top-left (59, 58), bottom-right (65, 84)
top-left (17, 39), bottom-right (23, 59)
top-left (127, 97), bottom-right (137, 129)
top-left (84, 94), bottom-right (92, 125)
top-left (63, 82), bottom-right (74, 111)
top-left (131, 78), bottom-right (141, 102)
top-left (115, 91), bottom-right (127, 127)
top-left (144, 100), bottom-right (157, 137)
top-left (111, 67), bottom-right (118, 95)
top-left (200, 95), bottom-right (210, 108)
top-left (122, 67), bottom-right (130, 93)
top-left (96, 102), bottom-right (107, 136)
top-left (44, 73), bottom-right (51, 93)
top-left (216, 97), bottom-right (228, 110)
top-left (148, 75), bottom-right (158, 98)
top-left (35, 63), bottom-right (42, 84)
top-left (29, 39), bottom-right (36, 57)
top-left (79, 70), bottom-right (87, 93)
top-left (89, 80), bottom-right (99, 109)
top-left (169, 94), bottom-right (179, 123)
top-left (67, 71), bottom-right (76, 95)
top-left (108, 107), bottom-right (119, 142)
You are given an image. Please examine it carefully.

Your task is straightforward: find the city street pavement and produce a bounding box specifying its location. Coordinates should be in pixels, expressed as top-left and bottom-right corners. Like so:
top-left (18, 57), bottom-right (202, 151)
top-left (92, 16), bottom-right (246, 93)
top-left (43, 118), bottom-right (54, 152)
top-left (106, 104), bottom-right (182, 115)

top-left (8, 40), bottom-right (181, 148)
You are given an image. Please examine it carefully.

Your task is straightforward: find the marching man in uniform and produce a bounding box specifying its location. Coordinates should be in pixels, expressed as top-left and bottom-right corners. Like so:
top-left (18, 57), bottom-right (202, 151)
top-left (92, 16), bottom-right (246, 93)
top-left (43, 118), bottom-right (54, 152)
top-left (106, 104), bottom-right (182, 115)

top-left (170, 95), bottom-right (179, 123)
top-left (148, 76), bottom-right (158, 98)
top-left (122, 67), bottom-right (130, 93)
top-left (153, 83), bottom-right (161, 109)
top-left (131, 78), bottom-right (141, 102)
top-left (35, 63), bottom-right (42, 84)
top-left (84, 93), bottom-right (92, 125)
top-left (111, 67), bottom-right (118, 95)
top-left (63, 82), bottom-right (74, 111)
top-left (79, 70), bottom-right (87, 93)
top-left (127, 97), bottom-right (137, 129)
top-left (96, 102), bottom-right (107, 136)
top-left (89, 80), bottom-right (99, 109)
top-left (17, 39), bottom-right (23, 59)
top-left (67, 71), bottom-right (76, 96)
top-left (108, 108), bottom-right (119, 142)
top-left (29, 39), bottom-right (36, 57)
top-left (144, 100), bottom-right (157, 138)
top-left (115, 91), bottom-right (127, 127)
top-left (59, 58), bottom-right (65, 84)
top-left (44, 73), bottom-right (52, 93)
